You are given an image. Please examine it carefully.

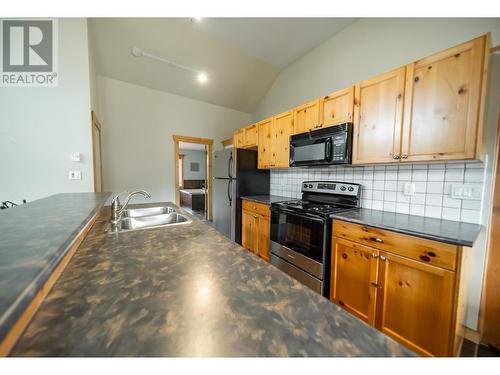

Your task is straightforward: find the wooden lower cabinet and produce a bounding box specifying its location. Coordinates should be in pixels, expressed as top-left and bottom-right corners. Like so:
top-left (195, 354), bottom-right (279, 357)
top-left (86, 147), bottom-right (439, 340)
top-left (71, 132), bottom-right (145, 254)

top-left (331, 221), bottom-right (468, 357)
top-left (241, 200), bottom-right (271, 261)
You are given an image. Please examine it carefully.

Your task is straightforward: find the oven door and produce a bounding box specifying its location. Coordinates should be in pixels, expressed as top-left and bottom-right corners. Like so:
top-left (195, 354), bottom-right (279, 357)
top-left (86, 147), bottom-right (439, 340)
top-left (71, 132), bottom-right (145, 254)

top-left (270, 207), bottom-right (326, 265)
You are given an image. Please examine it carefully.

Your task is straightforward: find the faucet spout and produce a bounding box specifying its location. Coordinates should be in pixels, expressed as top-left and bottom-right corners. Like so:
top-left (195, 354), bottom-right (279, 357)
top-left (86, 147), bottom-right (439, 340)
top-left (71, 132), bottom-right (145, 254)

top-left (110, 190), bottom-right (151, 224)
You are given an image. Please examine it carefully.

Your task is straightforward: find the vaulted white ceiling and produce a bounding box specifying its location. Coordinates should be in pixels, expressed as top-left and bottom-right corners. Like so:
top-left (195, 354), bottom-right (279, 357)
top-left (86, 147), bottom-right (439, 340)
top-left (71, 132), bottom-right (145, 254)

top-left (89, 18), bottom-right (356, 113)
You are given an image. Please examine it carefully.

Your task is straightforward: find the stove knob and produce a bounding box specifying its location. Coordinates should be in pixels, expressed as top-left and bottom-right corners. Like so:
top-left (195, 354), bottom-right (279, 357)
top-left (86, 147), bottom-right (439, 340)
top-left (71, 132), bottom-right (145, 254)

top-left (348, 186), bottom-right (354, 192)
top-left (308, 184), bottom-right (313, 188)
top-left (340, 186), bottom-right (346, 191)
top-left (303, 184), bottom-right (308, 188)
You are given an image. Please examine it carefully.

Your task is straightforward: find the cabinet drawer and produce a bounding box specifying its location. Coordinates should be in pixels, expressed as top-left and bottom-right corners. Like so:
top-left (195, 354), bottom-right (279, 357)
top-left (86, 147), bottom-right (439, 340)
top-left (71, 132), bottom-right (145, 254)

top-left (332, 221), bottom-right (458, 271)
top-left (242, 200), bottom-right (270, 217)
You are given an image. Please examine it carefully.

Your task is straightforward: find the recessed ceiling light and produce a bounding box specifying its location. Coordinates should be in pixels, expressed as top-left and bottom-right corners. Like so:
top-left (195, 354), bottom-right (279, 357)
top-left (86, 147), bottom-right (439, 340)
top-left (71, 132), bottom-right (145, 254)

top-left (197, 72), bottom-right (208, 84)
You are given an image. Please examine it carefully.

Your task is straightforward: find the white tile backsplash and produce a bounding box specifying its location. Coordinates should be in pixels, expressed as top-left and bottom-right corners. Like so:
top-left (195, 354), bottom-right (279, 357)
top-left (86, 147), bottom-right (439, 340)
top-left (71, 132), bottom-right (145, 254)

top-left (270, 161), bottom-right (485, 224)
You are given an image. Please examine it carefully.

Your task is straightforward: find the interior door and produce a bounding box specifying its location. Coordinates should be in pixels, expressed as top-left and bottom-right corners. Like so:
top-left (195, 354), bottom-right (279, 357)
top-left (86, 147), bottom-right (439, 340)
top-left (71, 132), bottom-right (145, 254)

top-left (91, 111), bottom-right (103, 192)
top-left (331, 238), bottom-right (379, 325)
top-left (401, 36), bottom-right (486, 161)
top-left (376, 251), bottom-right (455, 357)
top-left (352, 67), bottom-right (406, 164)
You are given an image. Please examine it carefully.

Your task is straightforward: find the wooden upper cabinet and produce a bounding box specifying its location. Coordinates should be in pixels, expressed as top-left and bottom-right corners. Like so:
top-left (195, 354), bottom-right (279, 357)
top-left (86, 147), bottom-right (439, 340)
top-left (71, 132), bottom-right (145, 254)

top-left (257, 118), bottom-right (273, 169)
top-left (320, 86), bottom-right (355, 128)
top-left (352, 67), bottom-right (406, 164)
top-left (272, 110), bottom-right (293, 168)
top-left (331, 238), bottom-right (379, 325)
top-left (244, 124), bottom-right (258, 148)
top-left (292, 99), bottom-right (320, 135)
top-left (376, 251), bottom-right (455, 357)
top-left (233, 129), bottom-right (244, 149)
top-left (401, 36), bottom-right (487, 162)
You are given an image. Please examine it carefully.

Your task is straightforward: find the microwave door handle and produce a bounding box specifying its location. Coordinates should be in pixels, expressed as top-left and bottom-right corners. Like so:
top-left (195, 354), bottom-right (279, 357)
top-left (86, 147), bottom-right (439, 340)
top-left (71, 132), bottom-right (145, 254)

top-left (325, 138), bottom-right (333, 161)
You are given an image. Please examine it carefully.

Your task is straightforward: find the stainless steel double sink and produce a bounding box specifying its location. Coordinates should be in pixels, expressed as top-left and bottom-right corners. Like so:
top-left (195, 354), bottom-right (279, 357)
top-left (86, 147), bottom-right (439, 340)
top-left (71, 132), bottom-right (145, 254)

top-left (108, 206), bottom-right (191, 233)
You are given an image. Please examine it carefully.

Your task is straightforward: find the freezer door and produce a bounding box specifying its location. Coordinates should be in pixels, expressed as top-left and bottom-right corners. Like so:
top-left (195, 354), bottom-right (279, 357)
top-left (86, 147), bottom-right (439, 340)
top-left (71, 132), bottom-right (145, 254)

top-left (214, 149), bottom-right (233, 179)
top-left (213, 178), bottom-right (232, 239)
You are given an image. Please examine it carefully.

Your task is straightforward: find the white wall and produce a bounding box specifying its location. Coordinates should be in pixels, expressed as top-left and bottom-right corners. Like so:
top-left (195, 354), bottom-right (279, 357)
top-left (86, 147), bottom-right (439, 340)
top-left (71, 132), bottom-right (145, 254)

top-left (98, 76), bottom-right (253, 203)
top-left (0, 18), bottom-right (94, 203)
top-left (255, 18), bottom-right (500, 331)
top-left (181, 149), bottom-right (207, 181)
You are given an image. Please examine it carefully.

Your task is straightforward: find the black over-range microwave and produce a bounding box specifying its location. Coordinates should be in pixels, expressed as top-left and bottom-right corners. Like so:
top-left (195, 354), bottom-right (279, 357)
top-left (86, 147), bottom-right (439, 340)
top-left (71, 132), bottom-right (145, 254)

top-left (289, 123), bottom-right (353, 167)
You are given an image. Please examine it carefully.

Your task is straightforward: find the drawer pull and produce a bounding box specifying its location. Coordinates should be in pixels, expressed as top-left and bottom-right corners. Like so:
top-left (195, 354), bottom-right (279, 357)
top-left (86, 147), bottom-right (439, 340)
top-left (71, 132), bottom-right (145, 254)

top-left (420, 255), bottom-right (431, 262)
top-left (342, 253), bottom-right (348, 259)
top-left (427, 251), bottom-right (436, 257)
top-left (370, 237), bottom-right (384, 243)
top-left (379, 255), bottom-right (386, 261)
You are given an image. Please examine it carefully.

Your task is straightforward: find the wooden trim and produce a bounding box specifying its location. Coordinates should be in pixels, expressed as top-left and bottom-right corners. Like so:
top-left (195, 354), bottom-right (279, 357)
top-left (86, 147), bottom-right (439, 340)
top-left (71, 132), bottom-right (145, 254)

top-left (477, 33), bottom-right (491, 160)
top-left (91, 111), bottom-right (103, 192)
top-left (172, 135), bottom-right (213, 221)
top-left (0, 211), bottom-right (99, 356)
top-left (221, 138), bottom-right (233, 148)
top-left (178, 154), bottom-right (185, 189)
top-left (464, 327), bottom-right (481, 344)
top-left (491, 45), bottom-right (500, 54)
top-left (479, 104), bottom-right (500, 349)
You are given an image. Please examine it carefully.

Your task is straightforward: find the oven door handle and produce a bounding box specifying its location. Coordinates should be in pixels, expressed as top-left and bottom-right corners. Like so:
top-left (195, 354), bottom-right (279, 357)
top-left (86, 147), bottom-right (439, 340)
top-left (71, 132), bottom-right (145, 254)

top-left (324, 137), bottom-right (333, 161)
top-left (271, 206), bottom-right (326, 223)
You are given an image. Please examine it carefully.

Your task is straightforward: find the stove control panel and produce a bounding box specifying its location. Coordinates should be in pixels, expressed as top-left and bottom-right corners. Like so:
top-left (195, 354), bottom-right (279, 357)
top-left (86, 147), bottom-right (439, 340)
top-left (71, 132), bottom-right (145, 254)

top-left (302, 181), bottom-right (360, 197)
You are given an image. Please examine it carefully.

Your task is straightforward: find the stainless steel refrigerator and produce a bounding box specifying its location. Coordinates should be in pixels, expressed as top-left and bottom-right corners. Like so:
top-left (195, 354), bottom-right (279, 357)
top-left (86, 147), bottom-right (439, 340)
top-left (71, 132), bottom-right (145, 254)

top-left (213, 148), bottom-right (270, 243)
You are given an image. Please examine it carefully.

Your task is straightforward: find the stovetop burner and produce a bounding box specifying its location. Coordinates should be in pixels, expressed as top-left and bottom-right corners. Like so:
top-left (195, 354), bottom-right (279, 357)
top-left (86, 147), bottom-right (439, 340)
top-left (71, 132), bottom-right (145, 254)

top-left (277, 199), bottom-right (353, 216)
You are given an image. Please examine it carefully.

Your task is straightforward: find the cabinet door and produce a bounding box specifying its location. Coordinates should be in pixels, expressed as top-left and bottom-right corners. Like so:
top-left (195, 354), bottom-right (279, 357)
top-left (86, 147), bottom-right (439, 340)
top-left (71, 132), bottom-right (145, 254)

top-left (352, 67), bottom-right (406, 164)
top-left (272, 110), bottom-right (293, 168)
top-left (233, 129), bottom-right (245, 149)
top-left (376, 251), bottom-right (455, 357)
top-left (257, 118), bottom-right (273, 169)
top-left (292, 99), bottom-right (320, 135)
top-left (241, 209), bottom-right (258, 254)
top-left (401, 36), bottom-right (486, 162)
top-left (245, 124), bottom-right (258, 147)
top-left (257, 214), bottom-right (270, 261)
top-left (320, 86), bottom-right (355, 128)
top-left (331, 238), bottom-right (379, 325)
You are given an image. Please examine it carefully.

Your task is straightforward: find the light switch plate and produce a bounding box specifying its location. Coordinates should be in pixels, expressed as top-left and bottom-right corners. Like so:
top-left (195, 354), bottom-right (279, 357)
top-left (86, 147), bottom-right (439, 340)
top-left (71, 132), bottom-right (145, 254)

top-left (69, 170), bottom-right (82, 180)
top-left (451, 183), bottom-right (482, 200)
top-left (70, 152), bottom-right (81, 162)
top-left (403, 183), bottom-right (415, 196)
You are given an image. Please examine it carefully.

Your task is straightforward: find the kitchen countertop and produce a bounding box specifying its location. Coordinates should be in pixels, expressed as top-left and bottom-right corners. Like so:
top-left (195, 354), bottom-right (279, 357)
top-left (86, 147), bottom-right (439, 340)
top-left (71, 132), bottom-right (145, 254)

top-left (331, 208), bottom-right (482, 247)
top-left (11, 202), bottom-right (414, 357)
top-left (0, 192), bottom-right (110, 343)
top-left (240, 195), bottom-right (291, 205)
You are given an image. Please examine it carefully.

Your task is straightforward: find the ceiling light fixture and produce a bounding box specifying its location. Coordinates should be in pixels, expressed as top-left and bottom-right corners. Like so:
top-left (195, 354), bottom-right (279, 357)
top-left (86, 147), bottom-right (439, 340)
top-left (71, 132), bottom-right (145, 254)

top-left (131, 47), bottom-right (208, 84)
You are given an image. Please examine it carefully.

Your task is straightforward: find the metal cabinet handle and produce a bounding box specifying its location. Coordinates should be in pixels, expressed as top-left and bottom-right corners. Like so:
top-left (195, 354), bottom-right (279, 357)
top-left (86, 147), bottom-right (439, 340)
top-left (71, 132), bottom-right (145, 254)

top-left (401, 154), bottom-right (408, 159)
top-left (371, 282), bottom-right (381, 288)
top-left (393, 154), bottom-right (400, 160)
top-left (370, 237), bottom-right (384, 243)
top-left (379, 255), bottom-right (386, 261)
top-left (253, 214), bottom-right (258, 218)
top-left (371, 253), bottom-right (378, 258)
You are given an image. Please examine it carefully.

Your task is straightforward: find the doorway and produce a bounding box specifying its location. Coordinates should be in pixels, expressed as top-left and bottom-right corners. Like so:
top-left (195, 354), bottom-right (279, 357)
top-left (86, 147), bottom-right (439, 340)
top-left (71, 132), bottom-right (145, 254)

top-left (91, 111), bottom-right (103, 192)
top-left (173, 135), bottom-right (213, 221)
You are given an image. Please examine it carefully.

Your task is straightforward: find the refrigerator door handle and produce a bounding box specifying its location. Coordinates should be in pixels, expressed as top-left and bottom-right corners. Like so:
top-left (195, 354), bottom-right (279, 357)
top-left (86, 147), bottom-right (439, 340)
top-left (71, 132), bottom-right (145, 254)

top-left (228, 153), bottom-right (233, 178)
top-left (228, 179), bottom-right (233, 206)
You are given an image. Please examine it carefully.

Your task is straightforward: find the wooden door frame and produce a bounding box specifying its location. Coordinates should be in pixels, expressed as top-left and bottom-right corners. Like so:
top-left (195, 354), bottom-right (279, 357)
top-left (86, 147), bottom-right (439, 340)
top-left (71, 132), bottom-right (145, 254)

top-left (91, 111), bottom-right (103, 192)
top-left (479, 104), bottom-right (500, 348)
top-left (172, 135), bottom-right (213, 220)
top-left (178, 154), bottom-right (185, 188)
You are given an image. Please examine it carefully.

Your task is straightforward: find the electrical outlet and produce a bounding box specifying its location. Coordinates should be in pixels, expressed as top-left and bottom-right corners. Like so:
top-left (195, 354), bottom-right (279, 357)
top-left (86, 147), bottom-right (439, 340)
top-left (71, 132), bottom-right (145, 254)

top-left (69, 170), bottom-right (82, 180)
top-left (451, 183), bottom-right (482, 200)
top-left (403, 183), bottom-right (415, 196)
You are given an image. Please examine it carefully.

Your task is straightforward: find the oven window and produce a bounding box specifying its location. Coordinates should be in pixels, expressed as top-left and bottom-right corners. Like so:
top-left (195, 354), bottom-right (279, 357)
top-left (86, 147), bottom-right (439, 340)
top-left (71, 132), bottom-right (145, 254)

top-left (270, 210), bottom-right (325, 263)
top-left (293, 142), bottom-right (326, 162)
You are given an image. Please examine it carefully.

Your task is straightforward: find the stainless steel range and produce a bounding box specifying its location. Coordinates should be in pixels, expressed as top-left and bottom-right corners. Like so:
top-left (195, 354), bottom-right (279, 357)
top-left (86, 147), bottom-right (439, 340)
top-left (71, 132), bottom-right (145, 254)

top-left (270, 181), bottom-right (361, 297)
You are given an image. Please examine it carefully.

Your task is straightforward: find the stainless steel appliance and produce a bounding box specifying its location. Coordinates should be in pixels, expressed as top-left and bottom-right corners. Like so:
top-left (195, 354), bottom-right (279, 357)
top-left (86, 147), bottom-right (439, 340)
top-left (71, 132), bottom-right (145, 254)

top-left (270, 181), bottom-right (361, 296)
top-left (213, 148), bottom-right (270, 241)
top-left (290, 123), bottom-right (353, 167)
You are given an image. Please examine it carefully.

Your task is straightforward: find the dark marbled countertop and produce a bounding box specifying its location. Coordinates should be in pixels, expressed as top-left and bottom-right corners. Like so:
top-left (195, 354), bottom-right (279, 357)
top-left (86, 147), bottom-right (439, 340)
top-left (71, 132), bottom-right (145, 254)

top-left (11, 202), bottom-right (414, 357)
top-left (240, 195), bottom-right (291, 205)
top-left (0, 192), bottom-right (110, 343)
top-left (331, 208), bottom-right (481, 247)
